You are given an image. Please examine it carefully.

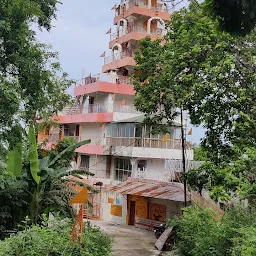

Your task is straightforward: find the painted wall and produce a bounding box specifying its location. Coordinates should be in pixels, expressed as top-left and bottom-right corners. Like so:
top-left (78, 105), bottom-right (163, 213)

top-left (148, 198), bottom-right (184, 220)
top-left (112, 146), bottom-right (194, 160)
top-left (80, 123), bottom-right (104, 143)
top-left (101, 190), bottom-right (128, 225)
top-left (100, 191), bottom-right (184, 226)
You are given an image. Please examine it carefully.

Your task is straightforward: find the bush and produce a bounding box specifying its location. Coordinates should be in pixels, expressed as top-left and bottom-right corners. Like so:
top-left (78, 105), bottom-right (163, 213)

top-left (173, 205), bottom-right (256, 256)
top-left (0, 218), bottom-right (112, 256)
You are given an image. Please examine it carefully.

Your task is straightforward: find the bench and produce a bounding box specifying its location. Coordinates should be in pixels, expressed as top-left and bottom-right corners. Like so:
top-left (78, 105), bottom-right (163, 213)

top-left (135, 217), bottom-right (165, 231)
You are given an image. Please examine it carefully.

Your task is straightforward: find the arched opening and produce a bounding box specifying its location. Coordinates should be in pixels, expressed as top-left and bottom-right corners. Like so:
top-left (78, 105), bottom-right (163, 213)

top-left (117, 18), bottom-right (128, 37)
top-left (144, 20), bottom-right (157, 34)
top-left (147, 17), bottom-right (165, 36)
top-left (112, 43), bottom-right (122, 61)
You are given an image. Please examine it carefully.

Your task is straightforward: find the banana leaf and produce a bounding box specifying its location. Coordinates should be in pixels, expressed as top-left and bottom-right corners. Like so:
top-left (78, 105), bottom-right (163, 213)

top-left (29, 125), bottom-right (40, 184)
top-left (6, 142), bottom-right (22, 176)
top-left (49, 139), bottom-right (91, 167)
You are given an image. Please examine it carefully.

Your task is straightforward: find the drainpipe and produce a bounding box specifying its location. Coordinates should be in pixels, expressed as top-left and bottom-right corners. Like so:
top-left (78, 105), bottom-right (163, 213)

top-left (181, 109), bottom-right (187, 207)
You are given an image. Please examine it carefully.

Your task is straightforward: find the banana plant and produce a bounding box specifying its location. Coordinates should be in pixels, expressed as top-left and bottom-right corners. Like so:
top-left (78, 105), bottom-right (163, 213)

top-left (1, 124), bottom-right (94, 225)
top-left (28, 124), bottom-right (94, 223)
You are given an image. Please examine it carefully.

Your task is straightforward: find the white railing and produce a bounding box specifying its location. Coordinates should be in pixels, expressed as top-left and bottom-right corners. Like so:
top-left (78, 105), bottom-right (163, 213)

top-left (131, 161), bottom-right (203, 182)
top-left (165, 159), bottom-right (204, 173)
top-left (104, 50), bottom-right (134, 65)
top-left (106, 137), bottom-right (182, 149)
top-left (131, 168), bottom-right (177, 182)
top-left (115, 0), bottom-right (172, 15)
top-left (76, 74), bottom-right (132, 87)
top-left (62, 103), bottom-right (139, 115)
top-left (113, 103), bottom-right (139, 113)
top-left (110, 25), bottom-right (164, 41)
top-left (110, 28), bottom-right (126, 41)
top-left (76, 73), bottom-right (107, 87)
top-left (83, 104), bottom-right (112, 114)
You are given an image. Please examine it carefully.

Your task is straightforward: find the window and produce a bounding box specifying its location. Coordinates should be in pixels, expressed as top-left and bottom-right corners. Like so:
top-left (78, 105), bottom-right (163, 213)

top-left (115, 158), bottom-right (132, 182)
top-left (80, 155), bottom-right (90, 169)
top-left (107, 123), bottom-right (135, 137)
top-left (137, 160), bottom-right (147, 171)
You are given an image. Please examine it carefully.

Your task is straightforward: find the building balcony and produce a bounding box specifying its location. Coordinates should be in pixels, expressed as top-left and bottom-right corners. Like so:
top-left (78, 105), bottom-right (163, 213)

top-left (131, 160), bottom-right (203, 182)
top-left (114, 1), bottom-right (172, 24)
top-left (102, 52), bottom-right (136, 73)
top-left (106, 137), bottom-right (182, 149)
top-left (74, 74), bottom-right (135, 97)
top-left (57, 103), bottom-right (142, 124)
top-left (109, 27), bottom-right (161, 49)
top-left (105, 137), bottom-right (194, 159)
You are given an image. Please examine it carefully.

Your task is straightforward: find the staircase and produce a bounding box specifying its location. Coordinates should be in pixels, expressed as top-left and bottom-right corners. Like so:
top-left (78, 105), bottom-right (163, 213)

top-left (62, 101), bottom-right (81, 115)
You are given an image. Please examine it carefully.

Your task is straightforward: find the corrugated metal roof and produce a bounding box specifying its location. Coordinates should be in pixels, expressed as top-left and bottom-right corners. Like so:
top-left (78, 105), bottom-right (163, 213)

top-left (108, 178), bottom-right (190, 202)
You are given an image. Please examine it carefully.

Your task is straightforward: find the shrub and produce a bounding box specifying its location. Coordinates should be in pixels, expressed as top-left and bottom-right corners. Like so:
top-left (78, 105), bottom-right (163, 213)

top-left (173, 205), bottom-right (256, 256)
top-left (0, 218), bottom-right (112, 256)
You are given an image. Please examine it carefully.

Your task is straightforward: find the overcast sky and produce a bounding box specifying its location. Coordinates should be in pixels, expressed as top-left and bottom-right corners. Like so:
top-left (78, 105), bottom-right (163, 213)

top-left (36, 0), bottom-right (205, 144)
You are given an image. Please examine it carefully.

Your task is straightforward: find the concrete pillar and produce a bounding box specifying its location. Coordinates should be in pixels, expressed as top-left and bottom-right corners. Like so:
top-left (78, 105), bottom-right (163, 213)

top-left (148, 0), bottom-right (152, 9)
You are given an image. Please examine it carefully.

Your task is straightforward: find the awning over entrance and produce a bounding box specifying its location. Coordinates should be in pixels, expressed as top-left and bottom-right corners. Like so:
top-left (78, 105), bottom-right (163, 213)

top-left (108, 178), bottom-right (190, 202)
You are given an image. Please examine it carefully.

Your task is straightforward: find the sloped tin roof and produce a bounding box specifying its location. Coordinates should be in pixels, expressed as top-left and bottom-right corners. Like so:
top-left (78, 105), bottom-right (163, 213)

top-left (108, 178), bottom-right (190, 202)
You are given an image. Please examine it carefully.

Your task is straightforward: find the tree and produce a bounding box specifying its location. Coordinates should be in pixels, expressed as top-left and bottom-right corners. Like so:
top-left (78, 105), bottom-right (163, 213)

top-left (134, 1), bottom-right (256, 163)
top-left (0, 0), bottom-right (72, 147)
top-left (171, 205), bottom-right (256, 256)
top-left (205, 0), bottom-right (256, 35)
top-left (0, 126), bottom-right (94, 229)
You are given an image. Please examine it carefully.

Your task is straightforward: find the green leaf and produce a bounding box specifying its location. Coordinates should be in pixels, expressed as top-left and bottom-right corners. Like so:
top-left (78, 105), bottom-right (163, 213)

top-left (49, 139), bottom-right (91, 167)
top-left (29, 125), bottom-right (40, 184)
top-left (0, 161), bottom-right (7, 169)
top-left (6, 142), bottom-right (22, 176)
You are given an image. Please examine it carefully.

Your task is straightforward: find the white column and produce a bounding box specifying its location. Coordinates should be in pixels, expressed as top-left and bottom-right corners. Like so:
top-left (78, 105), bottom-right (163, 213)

top-left (130, 158), bottom-right (137, 177)
top-left (148, 0), bottom-right (152, 9)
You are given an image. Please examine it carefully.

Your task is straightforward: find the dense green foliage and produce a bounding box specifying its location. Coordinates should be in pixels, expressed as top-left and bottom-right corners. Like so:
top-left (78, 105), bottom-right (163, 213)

top-left (0, 135), bottom-right (93, 231)
top-left (48, 137), bottom-right (78, 168)
top-left (171, 206), bottom-right (256, 256)
top-left (0, 0), bottom-right (72, 147)
top-left (205, 0), bottom-right (256, 35)
top-left (134, 2), bottom-right (256, 163)
top-left (0, 218), bottom-right (112, 256)
top-left (188, 146), bottom-right (256, 201)
top-left (134, 0), bottom-right (256, 204)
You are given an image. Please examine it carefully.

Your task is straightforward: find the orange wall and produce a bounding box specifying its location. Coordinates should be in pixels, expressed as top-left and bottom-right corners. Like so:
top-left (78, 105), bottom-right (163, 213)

top-left (127, 195), bottom-right (148, 224)
top-left (74, 81), bottom-right (135, 97)
top-left (102, 57), bottom-right (136, 73)
top-left (114, 6), bottom-right (171, 25)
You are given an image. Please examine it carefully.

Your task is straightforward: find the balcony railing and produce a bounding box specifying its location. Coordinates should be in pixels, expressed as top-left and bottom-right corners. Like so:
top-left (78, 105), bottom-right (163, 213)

top-left (131, 168), bottom-right (175, 181)
top-left (110, 26), bottom-right (164, 41)
top-left (115, 0), bottom-right (172, 16)
top-left (76, 74), bottom-right (133, 87)
top-left (132, 161), bottom-right (204, 181)
top-left (116, 76), bottom-right (132, 84)
top-left (104, 50), bottom-right (134, 65)
top-left (39, 134), bottom-right (59, 143)
top-left (105, 137), bottom-right (182, 149)
top-left (65, 103), bottom-right (140, 115)
top-left (79, 168), bottom-right (107, 179)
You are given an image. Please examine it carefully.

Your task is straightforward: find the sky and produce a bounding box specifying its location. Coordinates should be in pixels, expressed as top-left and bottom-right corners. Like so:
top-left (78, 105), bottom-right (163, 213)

top-left (36, 0), bottom-right (205, 144)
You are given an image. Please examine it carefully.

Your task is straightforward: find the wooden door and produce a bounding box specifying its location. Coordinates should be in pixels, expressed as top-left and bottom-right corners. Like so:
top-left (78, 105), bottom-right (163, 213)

top-left (75, 125), bottom-right (80, 137)
top-left (88, 97), bottom-right (94, 113)
top-left (152, 0), bottom-right (157, 8)
top-left (129, 201), bottom-right (136, 225)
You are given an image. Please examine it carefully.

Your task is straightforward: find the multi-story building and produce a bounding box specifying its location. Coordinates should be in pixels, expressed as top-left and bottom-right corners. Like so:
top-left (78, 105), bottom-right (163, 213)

top-left (39, 0), bottom-right (196, 227)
